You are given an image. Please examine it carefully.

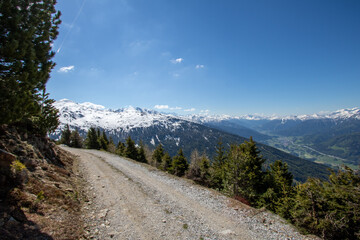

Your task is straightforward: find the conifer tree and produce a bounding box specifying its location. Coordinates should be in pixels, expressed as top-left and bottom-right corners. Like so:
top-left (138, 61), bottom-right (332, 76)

top-left (60, 124), bottom-right (71, 146)
top-left (161, 152), bottom-right (172, 172)
top-left (124, 136), bottom-right (138, 160)
top-left (152, 144), bottom-right (165, 168)
top-left (102, 131), bottom-right (109, 145)
top-left (171, 148), bottom-right (188, 177)
top-left (225, 137), bottom-right (266, 203)
top-left (137, 141), bottom-right (147, 163)
top-left (290, 167), bottom-right (360, 240)
top-left (211, 140), bottom-right (227, 190)
top-left (99, 131), bottom-right (109, 150)
top-left (116, 141), bottom-right (125, 156)
top-left (0, 0), bottom-right (61, 130)
top-left (85, 127), bottom-right (100, 149)
top-left (70, 129), bottom-right (83, 148)
top-left (260, 160), bottom-right (294, 215)
top-left (199, 155), bottom-right (211, 186)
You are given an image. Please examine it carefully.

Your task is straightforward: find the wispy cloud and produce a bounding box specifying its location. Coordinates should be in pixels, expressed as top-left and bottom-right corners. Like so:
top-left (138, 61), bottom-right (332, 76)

top-left (195, 64), bottom-right (205, 69)
top-left (154, 105), bottom-right (169, 109)
top-left (184, 108), bottom-right (196, 112)
top-left (58, 65), bottom-right (75, 73)
top-left (154, 105), bottom-right (182, 110)
top-left (200, 109), bottom-right (210, 114)
top-left (171, 58), bottom-right (184, 64)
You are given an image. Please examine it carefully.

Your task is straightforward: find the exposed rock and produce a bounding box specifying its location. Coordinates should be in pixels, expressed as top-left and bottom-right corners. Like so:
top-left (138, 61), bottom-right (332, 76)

top-left (0, 149), bottom-right (17, 169)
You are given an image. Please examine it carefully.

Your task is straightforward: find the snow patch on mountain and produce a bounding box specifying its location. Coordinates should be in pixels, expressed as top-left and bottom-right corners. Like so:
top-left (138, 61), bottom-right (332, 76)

top-left (182, 107), bottom-right (360, 123)
top-left (53, 99), bottom-right (187, 135)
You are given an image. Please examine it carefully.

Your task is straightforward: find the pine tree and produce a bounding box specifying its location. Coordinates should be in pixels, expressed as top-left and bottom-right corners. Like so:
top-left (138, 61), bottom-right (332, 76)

top-left (116, 141), bottom-right (125, 156)
top-left (0, 0), bottom-right (61, 130)
top-left (137, 141), bottom-right (147, 163)
top-left (152, 144), bottom-right (165, 168)
top-left (211, 140), bottom-right (227, 190)
top-left (161, 152), bottom-right (172, 172)
top-left (171, 148), bottom-right (188, 177)
top-left (85, 127), bottom-right (100, 149)
top-left (199, 155), bottom-right (211, 186)
top-left (70, 129), bottom-right (83, 148)
top-left (260, 160), bottom-right (294, 215)
top-left (124, 136), bottom-right (138, 160)
top-left (224, 137), bottom-right (266, 203)
top-left (60, 124), bottom-right (71, 146)
top-left (290, 167), bottom-right (360, 240)
top-left (99, 131), bottom-right (109, 150)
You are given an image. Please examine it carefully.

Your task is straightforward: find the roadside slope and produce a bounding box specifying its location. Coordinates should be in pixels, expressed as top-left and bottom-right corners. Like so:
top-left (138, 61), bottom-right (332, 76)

top-left (64, 146), bottom-right (318, 240)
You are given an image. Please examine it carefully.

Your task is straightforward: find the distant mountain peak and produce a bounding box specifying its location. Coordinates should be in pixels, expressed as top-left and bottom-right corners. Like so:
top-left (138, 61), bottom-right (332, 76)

top-left (53, 99), bottom-right (184, 135)
top-left (182, 107), bottom-right (360, 123)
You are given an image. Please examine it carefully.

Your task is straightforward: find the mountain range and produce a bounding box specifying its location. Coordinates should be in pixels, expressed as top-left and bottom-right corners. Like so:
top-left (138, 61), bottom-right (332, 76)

top-left (51, 99), bottom-right (335, 182)
top-left (183, 108), bottom-right (360, 168)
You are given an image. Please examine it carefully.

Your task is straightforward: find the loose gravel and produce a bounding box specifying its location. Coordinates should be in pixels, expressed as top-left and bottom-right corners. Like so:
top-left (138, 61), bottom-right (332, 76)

top-left (63, 147), bottom-right (319, 240)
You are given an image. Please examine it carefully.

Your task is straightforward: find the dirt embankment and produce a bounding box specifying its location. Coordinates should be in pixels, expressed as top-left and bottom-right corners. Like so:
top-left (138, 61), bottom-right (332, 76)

top-left (66, 147), bottom-right (319, 240)
top-left (0, 125), bottom-right (84, 239)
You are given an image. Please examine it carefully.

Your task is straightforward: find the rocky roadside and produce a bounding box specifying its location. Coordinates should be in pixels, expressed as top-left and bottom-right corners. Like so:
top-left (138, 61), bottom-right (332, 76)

top-left (0, 125), bottom-right (85, 239)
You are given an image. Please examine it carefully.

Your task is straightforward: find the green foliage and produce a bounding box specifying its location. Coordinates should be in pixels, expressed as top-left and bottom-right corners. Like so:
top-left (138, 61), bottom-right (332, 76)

top-left (259, 160), bottom-right (294, 216)
top-left (171, 148), bottom-right (188, 177)
top-left (223, 137), bottom-right (266, 203)
top-left (161, 152), bottom-right (172, 172)
top-left (32, 94), bottom-right (60, 135)
top-left (116, 141), bottom-right (125, 156)
top-left (36, 190), bottom-right (45, 201)
top-left (124, 136), bottom-right (138, 160)
top-left (11, 160), bottom-right (26, 173)
top-left (289, 167), bottom-right (360, 240)
top-left (0, 0), bottom-right (61, 133)
top-left (85, 127), bottom-right (100, 149)
top-left (210, 140), bottom-right (227, 190)
top-left (60, 124), bottom-right (71, 145)
top-left (152, 144), bottom-right (165, 168)
top-left (137, 141), bottom-right (147, 163)
top-left (70, 129), bottom-right (83, 148)
top-left (186, 150), bottom-right (211, 186)
top-left (99, 132), bottom-right (109, 151)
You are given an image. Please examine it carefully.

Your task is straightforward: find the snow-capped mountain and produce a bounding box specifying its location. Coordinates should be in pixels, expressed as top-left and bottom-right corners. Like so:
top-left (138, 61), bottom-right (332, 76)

top-left (53, 99), bottom-right (186, 135)
top-left (51, 99), bottom-right (330, 182)
top-left (183, 107), bottom-right (360, 123)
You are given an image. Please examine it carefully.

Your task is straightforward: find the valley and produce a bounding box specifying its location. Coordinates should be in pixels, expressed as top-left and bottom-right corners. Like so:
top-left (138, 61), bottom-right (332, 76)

top-left (186, 108), bottom-right (360, 170)
top-left (263, 136), bottom-right (358, 169)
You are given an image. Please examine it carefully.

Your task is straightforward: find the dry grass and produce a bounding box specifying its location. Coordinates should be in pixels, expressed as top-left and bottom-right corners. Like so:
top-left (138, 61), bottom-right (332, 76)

top-left (0, 125), bottom-right (85, 239)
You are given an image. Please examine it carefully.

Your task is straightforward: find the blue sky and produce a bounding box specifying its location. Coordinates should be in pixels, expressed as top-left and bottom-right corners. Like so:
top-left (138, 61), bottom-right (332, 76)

top-left (48, 0), bottom-right (360, 116)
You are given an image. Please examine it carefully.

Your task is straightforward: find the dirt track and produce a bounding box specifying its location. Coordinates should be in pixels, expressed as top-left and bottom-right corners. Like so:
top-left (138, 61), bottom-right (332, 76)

top-left (63, 147), bottom-right (317, 240)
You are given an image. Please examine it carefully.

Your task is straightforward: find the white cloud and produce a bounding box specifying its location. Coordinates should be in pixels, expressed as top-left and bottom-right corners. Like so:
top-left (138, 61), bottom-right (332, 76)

top-left (195, 64), bottom-right (205, 69)
top-left (58, 65), bottom-right (75, 73)
top-left (171, 58), bottom-right (184, 64)
top-left (200, 109), bottom-right (210, 114)
top-left (184, 108), bottom-right (196, 112)
top-left (173, 73), bottom-right (180, 77)
top-left (154, 105), bottom-right (182, 111)
top-left (154, 105), bottom-right (169, 109)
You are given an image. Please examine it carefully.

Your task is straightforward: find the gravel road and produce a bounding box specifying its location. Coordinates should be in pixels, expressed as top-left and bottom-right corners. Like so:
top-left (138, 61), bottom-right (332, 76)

top-left (63, 147), bottom-right (318, 240)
